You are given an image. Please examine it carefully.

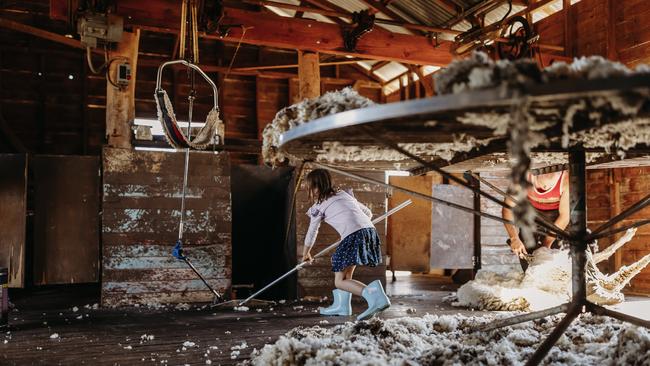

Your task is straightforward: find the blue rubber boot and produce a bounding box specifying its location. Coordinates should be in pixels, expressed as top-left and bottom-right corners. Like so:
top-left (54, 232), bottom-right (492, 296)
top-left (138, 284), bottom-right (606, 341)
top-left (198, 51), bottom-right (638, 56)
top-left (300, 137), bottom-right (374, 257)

top-left (356, 280), bottom-right (391, 321)
top-left (319, 289), bottom-right (352, 316)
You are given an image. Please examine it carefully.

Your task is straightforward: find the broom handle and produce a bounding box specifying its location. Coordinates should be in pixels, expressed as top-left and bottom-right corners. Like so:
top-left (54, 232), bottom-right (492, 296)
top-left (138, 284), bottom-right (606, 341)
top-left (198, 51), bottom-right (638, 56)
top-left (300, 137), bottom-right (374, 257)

top-left (239, 199), bottom-right (413, 306)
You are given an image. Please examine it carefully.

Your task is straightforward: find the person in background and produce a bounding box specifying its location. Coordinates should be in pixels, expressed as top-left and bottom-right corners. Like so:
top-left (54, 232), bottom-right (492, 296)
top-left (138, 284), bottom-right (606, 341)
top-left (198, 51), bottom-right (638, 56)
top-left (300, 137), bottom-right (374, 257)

top-left (502, 170), bottom-right (570, 271)
top-left (302, 169), bottom-right (390, 321)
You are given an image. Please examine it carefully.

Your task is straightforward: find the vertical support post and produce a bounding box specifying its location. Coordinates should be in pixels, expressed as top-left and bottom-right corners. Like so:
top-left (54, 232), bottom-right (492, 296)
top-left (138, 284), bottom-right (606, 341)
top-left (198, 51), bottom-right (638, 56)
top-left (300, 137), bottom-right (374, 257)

top-left (0, 267), bottom-right (8, 328)
top-left (569, 146), bottom-right (587, 301)
top-left (106, 30), bottom-right (140, 149)
top-left (298, 51), bottom-right (320, 100)
top-left (608, 169), bottom-right (623, 272)
top-left (563, 0), bottom-right (574, 58)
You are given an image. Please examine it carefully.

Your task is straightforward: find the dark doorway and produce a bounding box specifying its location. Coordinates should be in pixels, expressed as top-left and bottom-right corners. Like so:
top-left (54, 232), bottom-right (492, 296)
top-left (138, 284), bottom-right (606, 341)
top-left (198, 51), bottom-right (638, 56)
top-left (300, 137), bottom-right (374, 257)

top-left (231, 165), bottom-right (296, 300)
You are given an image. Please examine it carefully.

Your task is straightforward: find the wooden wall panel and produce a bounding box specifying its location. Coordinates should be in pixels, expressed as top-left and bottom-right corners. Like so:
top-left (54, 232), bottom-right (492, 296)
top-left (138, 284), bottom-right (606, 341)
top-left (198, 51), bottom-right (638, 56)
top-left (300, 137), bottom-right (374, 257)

top-left (587, 167), bottom-right (650, 295)
top-left (32, 155), bottom-right (101, 284)
top-left (387, 175), bottom-right (437, 272)
top-left (256, 77), bottom-right (289, 139)
top-left (101, 147), bottom-right (232, 306)
top-left (0, 154), bottom-right (27, 288)
top-left (295, 170), bottom-right (386, 299)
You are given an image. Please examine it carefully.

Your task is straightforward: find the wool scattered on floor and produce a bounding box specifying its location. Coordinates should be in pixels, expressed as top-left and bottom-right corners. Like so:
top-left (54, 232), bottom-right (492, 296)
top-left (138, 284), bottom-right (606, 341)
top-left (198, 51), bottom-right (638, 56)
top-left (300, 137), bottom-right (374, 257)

top-left (243, 313), bottom-right (649, 365)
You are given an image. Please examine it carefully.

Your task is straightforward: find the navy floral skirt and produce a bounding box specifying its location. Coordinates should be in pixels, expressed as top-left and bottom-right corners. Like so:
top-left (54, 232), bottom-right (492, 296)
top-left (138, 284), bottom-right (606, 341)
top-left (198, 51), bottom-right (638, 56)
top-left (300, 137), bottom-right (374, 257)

top-left (331, 228), bottom-right (382, 272)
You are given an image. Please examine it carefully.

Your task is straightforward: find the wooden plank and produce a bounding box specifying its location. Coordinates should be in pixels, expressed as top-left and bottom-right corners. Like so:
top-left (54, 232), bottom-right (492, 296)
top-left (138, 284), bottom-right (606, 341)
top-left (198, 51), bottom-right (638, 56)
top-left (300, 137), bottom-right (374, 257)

top-left (106, 30), bottom-right (140, 149)
top-left (387, 174), bottom-right (436, 272)
top-left (32, 155), bottom-right (100, 285)
top-left (213, 7), bottom-right (453, 66)
top-left (0, 154), bottom-right (27, 288)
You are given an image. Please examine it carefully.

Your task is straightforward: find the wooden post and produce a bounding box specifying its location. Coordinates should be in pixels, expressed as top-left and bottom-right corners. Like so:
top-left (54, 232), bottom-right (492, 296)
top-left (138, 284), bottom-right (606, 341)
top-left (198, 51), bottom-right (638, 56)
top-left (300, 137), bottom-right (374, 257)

top-left (106, 30), bottom-right (140, 149)
top-left (298, 51), bottom-right (320, 100)
top-left (609, 169), bottom-right (623, 271)
top-left (563, 0), bottom-right (574, 58)
top-left (606, 0), bottom-right (618, 61)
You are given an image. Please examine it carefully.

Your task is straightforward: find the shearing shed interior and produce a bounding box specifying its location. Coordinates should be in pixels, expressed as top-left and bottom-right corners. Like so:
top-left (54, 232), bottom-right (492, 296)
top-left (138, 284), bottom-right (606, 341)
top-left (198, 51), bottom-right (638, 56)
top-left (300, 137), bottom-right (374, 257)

top-left (1, 0), bottom-right (650, 365)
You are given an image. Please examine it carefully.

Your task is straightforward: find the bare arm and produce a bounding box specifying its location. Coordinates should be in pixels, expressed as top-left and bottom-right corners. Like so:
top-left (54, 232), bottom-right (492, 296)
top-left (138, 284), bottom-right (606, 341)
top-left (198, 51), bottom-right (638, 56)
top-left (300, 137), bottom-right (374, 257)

top-left (543, 173), bottom-right (570, 247)
top-left (503, 192), bottom-right (528, 256)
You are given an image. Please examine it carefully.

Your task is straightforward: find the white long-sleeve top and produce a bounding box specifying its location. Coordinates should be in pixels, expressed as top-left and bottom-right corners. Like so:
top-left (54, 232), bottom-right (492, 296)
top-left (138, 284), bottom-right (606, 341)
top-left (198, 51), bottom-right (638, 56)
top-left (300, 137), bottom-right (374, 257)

top-left (304, 190), bottom-right (373, 248)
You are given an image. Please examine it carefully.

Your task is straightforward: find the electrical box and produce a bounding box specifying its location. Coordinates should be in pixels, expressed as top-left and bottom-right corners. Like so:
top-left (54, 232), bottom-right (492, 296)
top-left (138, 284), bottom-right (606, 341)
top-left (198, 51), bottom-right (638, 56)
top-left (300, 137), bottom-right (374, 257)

top-left (117, 63), bottom-right (131, 87)
top-left (77, 13), bottom-right (123, 48)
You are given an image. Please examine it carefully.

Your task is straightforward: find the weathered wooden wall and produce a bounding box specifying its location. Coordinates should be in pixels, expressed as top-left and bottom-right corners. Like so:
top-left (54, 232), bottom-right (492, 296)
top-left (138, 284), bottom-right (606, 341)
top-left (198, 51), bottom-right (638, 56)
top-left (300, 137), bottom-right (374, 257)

top-left (479, 171), bottom-right (521, 273)
top-left (101, 147), bottom-right (231, 306)
top-left (32, 155), bottom-right (100, 285)
top-left (587, 167), bottom-right (650, 295)
top-left (295, 170), bottom-right (387, 299)
top-left (0, 154), bottom-right (27, 287)
top-left (537, 0), bottom-right (650, 65)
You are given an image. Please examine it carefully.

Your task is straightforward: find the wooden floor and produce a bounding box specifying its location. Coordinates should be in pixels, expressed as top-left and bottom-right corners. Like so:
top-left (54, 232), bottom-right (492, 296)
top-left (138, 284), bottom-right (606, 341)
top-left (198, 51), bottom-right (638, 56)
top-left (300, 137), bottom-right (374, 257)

top-left (0, 275), bottom-right (466, 365)
top-left (3, 276), bottom-right (648, 365)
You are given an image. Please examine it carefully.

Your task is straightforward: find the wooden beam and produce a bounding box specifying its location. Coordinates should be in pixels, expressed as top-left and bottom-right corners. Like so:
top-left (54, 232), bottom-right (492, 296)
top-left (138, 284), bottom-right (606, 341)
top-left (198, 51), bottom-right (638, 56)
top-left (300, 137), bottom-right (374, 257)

top-left (349, 63), bottom-right (384, 84)
top-left (370, 60), bottom-right (390, 72)
top-left (213, 7), bottom-right (453, 66)
top-left (408, 65), bottom-right (433, 97)
top-left (106, 30), bottom-right (140, 149)
top-left (0, 17), bottom-right (84, 50)
top-left (298, 51), bottom-right (320, 99)
top-left (233, 58), bottom-right (372, 71)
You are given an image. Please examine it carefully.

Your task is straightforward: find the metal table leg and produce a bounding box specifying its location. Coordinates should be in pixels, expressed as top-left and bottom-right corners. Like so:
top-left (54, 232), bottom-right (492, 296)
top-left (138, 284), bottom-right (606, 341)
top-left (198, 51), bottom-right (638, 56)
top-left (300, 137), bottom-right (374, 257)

top-left (1, 267), bottom-right (8, 329)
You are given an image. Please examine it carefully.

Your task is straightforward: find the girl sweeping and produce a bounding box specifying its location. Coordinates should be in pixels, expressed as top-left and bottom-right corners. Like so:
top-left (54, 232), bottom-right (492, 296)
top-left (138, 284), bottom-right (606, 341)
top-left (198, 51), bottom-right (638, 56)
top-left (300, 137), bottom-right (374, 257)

top-left (301, 169), bottom-right (390, 321)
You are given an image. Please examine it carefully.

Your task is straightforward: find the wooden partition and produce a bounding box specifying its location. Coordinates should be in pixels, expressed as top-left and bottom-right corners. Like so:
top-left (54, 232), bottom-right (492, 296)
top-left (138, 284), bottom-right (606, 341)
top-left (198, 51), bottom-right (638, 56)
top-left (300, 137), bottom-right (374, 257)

top-left (295, 169), bottom-right (386, 299)
top-left (101, 148), bottom-right (232, 306)
top-left (32, 155), bottom-right (101, 284)
top-left (0, 155), bottom-right (27, 288)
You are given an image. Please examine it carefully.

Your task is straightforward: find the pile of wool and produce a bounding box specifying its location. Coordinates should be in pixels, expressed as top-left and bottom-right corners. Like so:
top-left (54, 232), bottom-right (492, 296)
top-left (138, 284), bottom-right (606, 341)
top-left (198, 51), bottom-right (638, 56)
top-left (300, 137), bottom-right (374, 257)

top-left (544, 55), bottom-right (650, 81)
top-left (436, 53), bottom-right (650, 96)
top-left (243, 313), bottom-right (649, 365)
top-left (453, 247), bottom-right (572, 312)
top-left (262, 87), bottom-right (374, 166)
top-left (434, 52), bottom-right (543, 95)
top-left (314, 134), bottom-right (494, 165)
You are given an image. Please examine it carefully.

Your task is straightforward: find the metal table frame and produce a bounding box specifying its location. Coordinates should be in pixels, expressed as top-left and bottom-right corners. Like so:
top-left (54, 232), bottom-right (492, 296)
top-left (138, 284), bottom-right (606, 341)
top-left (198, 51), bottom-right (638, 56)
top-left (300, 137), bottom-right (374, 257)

top-left (277, 75), bottom-right (650, 365)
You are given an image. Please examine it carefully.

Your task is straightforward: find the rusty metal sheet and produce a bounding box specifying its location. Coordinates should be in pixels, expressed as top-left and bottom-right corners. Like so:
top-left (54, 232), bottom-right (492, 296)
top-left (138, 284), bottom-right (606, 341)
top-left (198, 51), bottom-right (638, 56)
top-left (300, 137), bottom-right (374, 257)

top-left (0, 154), bottom-right (27, 288)
top-left (101, 147), bottom-right (232, 306)
top-left (32, 155), bottom-right (101, 285)
top-left (430, 184), bottom-right (475, 269)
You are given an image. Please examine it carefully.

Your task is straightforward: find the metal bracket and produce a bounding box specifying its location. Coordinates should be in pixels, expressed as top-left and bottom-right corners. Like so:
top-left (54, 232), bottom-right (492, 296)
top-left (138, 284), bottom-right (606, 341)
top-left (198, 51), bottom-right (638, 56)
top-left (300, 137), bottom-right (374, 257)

top-left (342, 10), bottom-right (375, 52)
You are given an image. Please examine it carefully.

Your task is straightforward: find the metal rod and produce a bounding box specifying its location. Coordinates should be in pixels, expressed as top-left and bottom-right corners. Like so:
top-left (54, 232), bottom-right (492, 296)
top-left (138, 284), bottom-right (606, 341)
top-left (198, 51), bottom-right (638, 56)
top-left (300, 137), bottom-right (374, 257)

top-left (177, 90), bottom-right (194, 241)
top-left (239, 199), bottom-right (413, 306)
top-left (184, 257), bottom-right (222, 300)
top-left (587, 302), bottom-right (650, 329)
top-left (587, 219), bottom-right (650, 241)
top-left (361, 128), bottom-right (573, 241)
top-left (590, 192), bottom-right (650, 236)
top-left (525, 303), bottom-right (582, 366)
top-left (478, 303), bottom-right (569, 332)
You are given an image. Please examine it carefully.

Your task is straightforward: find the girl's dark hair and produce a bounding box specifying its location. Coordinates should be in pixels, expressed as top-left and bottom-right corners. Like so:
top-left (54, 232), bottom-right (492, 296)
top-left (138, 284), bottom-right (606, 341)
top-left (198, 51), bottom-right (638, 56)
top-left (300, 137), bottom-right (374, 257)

top-left (306, 169), bottom-right (337, 203)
